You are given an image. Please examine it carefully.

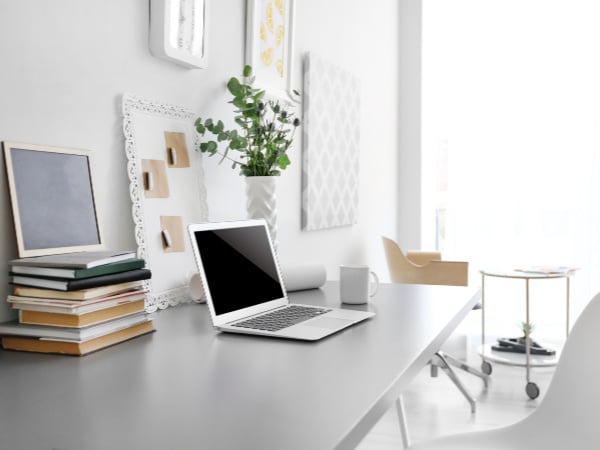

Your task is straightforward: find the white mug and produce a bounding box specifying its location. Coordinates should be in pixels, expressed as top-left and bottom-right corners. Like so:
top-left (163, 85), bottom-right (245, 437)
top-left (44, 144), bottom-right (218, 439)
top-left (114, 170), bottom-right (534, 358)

top-left (339, 265), bottom-right (380, 305)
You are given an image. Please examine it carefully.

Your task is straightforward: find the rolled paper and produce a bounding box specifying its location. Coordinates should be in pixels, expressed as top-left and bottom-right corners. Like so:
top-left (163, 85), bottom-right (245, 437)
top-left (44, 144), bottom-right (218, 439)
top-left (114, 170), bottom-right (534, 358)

top-left (188, 272), bottom-right (205, 303)
top-left (280, 264), bottom-right (327, 292)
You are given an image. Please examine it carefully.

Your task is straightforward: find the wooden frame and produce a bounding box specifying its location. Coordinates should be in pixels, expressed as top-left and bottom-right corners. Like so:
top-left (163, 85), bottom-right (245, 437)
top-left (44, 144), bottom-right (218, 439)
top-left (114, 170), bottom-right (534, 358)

top-left (245, 0), bottom-right (298, 103)
top-left (2, 141), bottom-right (104, 258)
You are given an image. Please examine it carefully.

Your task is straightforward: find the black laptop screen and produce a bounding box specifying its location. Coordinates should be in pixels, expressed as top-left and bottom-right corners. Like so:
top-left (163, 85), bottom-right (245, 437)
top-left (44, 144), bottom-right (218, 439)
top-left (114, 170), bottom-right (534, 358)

top-left (193, 225), bottom-right (285, 315)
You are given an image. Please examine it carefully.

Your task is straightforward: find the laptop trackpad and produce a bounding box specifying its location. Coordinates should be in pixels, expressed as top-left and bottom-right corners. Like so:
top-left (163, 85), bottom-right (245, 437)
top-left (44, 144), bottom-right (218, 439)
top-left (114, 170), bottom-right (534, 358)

top-left (306, 317), bottom-right (353, 329)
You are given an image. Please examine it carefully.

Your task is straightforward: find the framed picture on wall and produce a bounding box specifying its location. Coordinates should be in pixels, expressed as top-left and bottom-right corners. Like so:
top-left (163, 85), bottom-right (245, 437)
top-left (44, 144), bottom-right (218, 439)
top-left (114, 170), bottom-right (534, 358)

top-left (149, 0), bottom-right (210, 69)
top-left (245, 0), bottom-right (299, 103)
top-left (2, 142), bottom-right (104, 258)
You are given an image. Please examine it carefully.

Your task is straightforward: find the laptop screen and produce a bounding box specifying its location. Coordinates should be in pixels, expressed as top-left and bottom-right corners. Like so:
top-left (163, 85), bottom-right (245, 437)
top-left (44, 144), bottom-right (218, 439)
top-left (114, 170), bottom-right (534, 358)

top-left (191, 224), bottom-right (285, 316)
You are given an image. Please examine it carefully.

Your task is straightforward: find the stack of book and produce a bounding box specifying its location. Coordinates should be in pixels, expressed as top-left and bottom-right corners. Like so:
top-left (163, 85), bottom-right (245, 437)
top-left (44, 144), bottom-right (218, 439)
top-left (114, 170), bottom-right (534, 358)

top-left (0, 250), bottom-right (155, 356)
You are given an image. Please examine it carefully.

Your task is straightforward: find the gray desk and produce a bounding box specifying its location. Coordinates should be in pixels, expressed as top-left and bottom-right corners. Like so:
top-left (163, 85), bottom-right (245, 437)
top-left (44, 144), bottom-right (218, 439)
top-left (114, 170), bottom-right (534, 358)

top-left (0, 281), bottom-right (479, 450)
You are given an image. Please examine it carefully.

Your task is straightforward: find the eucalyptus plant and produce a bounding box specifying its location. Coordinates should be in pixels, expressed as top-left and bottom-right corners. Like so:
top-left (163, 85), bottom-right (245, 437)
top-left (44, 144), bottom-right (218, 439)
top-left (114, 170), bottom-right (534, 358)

top-left (194, 65), bottom-right (301, 177)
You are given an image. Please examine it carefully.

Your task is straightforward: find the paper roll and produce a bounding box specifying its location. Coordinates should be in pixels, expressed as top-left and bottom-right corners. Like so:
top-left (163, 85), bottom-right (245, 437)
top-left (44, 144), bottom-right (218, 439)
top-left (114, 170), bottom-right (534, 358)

top-left (188, 272), bottom-right (205, 303)
top-left (280, 264), bottom-right (327, 292)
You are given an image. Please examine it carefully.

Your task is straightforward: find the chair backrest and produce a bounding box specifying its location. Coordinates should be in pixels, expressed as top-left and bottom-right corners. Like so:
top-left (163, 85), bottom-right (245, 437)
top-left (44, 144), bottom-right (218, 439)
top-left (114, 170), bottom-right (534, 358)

top-left (521, 290), bottom-right (600, 443)
top-left (381, 236), bottom-right (468, 286)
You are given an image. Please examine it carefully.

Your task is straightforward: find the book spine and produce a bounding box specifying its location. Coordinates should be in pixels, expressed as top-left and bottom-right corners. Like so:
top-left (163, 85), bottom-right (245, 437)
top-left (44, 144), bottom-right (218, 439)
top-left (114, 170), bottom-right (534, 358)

top-left (9, 269), bottom-right (151, 292)
top-left (65, 269), bottom-right (152, 291)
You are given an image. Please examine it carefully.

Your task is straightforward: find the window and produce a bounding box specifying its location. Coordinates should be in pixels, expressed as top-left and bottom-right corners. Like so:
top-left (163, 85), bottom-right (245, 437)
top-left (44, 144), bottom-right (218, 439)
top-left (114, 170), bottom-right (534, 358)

top-left (422, 0), bottom-right (600, 336)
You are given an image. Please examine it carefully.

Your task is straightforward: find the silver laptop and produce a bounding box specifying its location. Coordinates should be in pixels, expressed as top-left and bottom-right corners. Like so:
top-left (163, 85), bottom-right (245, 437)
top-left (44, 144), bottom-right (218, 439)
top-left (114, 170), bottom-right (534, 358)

top-left (187, 219), bottom-right (375, 341)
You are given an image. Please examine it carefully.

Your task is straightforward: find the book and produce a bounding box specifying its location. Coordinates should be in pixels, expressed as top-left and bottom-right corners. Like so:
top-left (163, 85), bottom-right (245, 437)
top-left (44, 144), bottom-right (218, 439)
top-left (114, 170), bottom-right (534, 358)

top-left (9, 268), bottom-right (151, 291)
top-left (8, 250), bottom-right (137, 269)
top-left (8, 258), bottom-right (145, 279)
top-left (13, 281), bottom-right (145, 301)
top-left (0, 313), bottom-right (151, 341)
top-left (7, 290), bottom-right (146, 314)
top-left (1, 320), bottom-right (155, 356)
top-left (514, 266), bottom-right (579, 275)
top-left (18, 299), bottom-right (146, 328)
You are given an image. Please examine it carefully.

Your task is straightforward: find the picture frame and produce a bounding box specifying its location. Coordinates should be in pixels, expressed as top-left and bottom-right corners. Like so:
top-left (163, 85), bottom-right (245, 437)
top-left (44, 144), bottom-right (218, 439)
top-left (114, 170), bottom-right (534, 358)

top-left (122, 94), bottom-right (209, 312)
top-left (301, 53), bottom-right (361, 230)
top-left (245, 0), bottom-right (298, 103)
top-left (2, 142), bottom-right (104, 258)
top-left (149, 0), bottom-right (209, 69)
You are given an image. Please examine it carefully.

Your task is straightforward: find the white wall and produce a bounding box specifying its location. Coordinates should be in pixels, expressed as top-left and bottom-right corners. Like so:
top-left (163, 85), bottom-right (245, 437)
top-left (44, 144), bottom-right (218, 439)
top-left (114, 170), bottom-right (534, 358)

top-left (0, 0), bottom-right (408, 321)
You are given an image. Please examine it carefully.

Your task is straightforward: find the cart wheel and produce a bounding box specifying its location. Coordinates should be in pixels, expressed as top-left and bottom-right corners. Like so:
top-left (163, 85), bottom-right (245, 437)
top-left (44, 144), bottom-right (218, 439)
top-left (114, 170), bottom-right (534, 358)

top-left (526, 382), bottom-right (540, 399)
top-left (481, 361), bottom-right (493, 375)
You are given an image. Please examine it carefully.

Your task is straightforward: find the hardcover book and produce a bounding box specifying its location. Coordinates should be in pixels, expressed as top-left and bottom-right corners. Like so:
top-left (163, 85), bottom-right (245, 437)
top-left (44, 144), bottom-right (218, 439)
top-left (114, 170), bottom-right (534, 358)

top-left (9, 268), bottom-right (151, 291)
top-left (1, 320), bottom-right (155, 356)
top-left (9, 258), bottom-right (145, 279)
top-left (0, 313), bottom-right (151, 341)
top-left (8, 250), bottom-right (137, 269)
top-left (7, 289), bottom-right (147, 314)
top-left (18, 299), bottom-right (146, 328)
top-left (13, 281), bottom-right (146, 301)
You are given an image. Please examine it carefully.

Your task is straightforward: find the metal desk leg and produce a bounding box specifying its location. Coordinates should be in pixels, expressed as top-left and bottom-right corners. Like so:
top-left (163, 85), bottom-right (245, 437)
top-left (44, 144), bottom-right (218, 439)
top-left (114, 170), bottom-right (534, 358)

top-left (396, 395), bottom-right (410, 449)
top-left (481, 273), bottom-right (486, 361)
top-left (566, 276), bottom-right (570, 338)
top-left (525, 278), bottom-right (530, 383)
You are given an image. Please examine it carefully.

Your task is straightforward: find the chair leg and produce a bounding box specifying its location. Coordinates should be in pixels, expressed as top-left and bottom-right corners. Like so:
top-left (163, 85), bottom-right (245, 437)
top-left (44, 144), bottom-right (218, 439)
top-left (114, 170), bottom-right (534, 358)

top-left (432, 352), bottom-right (477, 413)
top-left (395, 395), bottom-right (410, 449)
top-left (437, 350), bottom-right (490, 387)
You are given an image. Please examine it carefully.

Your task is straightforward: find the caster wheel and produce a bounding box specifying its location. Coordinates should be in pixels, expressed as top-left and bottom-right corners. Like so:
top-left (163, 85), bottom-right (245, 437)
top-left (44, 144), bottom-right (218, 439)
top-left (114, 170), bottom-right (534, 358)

top-left (526, 382), bottom-right (540, 399)
top-left (481, 361), bottom-right (493, 375)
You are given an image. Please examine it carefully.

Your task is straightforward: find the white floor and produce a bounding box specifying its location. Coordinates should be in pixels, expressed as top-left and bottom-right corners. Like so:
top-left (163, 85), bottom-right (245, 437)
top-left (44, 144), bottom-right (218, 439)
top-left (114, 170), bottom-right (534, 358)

top-left (357, 341), bottom-right (557, 449)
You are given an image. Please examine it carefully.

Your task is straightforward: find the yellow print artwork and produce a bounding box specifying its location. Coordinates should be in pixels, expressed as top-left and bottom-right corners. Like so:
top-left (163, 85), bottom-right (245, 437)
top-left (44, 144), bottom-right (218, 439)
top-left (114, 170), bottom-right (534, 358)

top-left (259, 0), bottom-right (285, 78)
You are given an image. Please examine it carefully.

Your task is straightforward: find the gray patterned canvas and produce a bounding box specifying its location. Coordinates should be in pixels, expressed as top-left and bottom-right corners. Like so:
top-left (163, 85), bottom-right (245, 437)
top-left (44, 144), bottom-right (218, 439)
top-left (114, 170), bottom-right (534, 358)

top-left (301, 53), bottom-right (360, 231)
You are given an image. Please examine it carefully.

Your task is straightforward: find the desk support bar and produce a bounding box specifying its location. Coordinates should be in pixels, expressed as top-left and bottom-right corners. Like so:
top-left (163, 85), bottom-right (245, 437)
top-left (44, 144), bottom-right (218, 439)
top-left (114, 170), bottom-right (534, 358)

top-left (395, 395), bottom-right (410, 449)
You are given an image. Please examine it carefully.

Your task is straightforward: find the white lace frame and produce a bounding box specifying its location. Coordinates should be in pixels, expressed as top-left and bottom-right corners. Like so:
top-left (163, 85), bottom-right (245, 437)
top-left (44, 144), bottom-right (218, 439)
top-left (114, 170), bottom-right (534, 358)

top-left (122, 94), bottom-right (209, 312)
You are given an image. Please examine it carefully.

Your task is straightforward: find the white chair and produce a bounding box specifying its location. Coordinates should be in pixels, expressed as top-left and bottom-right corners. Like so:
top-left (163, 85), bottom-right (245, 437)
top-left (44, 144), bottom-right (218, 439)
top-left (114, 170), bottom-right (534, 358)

top-left (408, 291), bottom-right (600, 450)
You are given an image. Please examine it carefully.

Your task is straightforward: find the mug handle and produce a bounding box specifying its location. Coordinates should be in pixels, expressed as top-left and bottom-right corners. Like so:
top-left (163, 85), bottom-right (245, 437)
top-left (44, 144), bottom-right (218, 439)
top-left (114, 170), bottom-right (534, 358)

top-left (369, 271), bottom-right (380, 297)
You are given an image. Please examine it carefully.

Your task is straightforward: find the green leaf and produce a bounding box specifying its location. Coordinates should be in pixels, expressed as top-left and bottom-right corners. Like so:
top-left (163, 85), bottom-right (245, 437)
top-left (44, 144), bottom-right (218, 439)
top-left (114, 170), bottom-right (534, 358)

top-left (205, 118), bottom-right (213, 128)
top-left (214, 120), bottom-right (224, 133)
top-left (218, 132), bottom-right (228, 142)
top-left (227, 77), bottom-right (241, 95)
top-left (243, 65), bottom-right (253, 77)
top-left (196, 124), bottom-right (206, 134)
top-left (194, 117), bottom-right (203, 127)
top-left (206, 141), bottom-right (218, 154)
top-left (278, 154), bottom-right (291, 169)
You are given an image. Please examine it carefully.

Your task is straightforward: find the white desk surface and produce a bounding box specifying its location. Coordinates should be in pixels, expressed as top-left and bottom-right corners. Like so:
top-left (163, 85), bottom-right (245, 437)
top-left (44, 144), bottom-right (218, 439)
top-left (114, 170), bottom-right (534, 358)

top-left (0, 281), bottom-right (479, 450)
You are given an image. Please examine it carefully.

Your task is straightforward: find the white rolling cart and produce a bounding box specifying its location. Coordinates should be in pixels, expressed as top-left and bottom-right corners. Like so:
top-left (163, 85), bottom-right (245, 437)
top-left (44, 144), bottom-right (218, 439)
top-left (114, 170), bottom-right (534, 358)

top-left (478, 268), bottom-right (576, 399)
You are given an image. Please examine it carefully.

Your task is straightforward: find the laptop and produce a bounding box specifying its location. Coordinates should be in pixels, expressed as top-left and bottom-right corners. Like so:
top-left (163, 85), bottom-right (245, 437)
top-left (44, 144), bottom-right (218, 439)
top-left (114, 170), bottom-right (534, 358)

top-left (187, 219), bottom-right (375, 341)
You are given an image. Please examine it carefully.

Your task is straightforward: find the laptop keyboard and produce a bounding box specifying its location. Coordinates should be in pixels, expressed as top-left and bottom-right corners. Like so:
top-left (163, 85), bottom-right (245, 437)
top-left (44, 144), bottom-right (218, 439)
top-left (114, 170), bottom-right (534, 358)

top-left (232, 305), bottom-right (331, 332)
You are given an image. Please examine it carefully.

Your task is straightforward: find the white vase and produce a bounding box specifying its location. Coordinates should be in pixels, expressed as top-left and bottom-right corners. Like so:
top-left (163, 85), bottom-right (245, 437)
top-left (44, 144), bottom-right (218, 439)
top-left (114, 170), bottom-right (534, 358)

top-left (245, 176), bottom-right (278, 249)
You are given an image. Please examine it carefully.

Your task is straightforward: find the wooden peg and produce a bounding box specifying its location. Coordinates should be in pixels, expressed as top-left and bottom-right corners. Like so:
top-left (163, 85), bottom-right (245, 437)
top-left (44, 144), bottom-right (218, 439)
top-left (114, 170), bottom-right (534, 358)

top-left (168, 147), bottom-right (177, 165)
top-left (161, 229), bottom-right (172, 248)
top-left (144, 171), bottom-right (154, 191)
